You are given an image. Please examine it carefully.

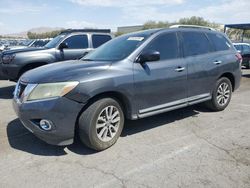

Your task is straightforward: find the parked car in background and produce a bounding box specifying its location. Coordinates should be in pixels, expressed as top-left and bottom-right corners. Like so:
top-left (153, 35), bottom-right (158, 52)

top-left (4, 39), bottom-right (52, 51)
top-left (0, 29), bottom-right (112, 81)
top-left (13, 26), bottom-right (241, 151)
top-left (233, 43), bottom-right (250, 69)
top-left (0, 44), bottom-right (7, 52)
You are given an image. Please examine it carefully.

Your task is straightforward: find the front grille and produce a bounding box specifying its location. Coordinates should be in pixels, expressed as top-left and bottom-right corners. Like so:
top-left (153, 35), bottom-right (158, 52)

top-left (16, 82), bottom-right (28, 99)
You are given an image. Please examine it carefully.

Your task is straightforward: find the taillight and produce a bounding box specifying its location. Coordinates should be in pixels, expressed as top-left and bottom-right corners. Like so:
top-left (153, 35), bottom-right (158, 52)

top-left (236, 53), bottom-right (242, 64)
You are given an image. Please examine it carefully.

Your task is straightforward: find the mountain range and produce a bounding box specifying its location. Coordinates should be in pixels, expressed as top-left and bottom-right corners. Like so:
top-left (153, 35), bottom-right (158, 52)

top-left (3, 27), bottom-right (64, 38)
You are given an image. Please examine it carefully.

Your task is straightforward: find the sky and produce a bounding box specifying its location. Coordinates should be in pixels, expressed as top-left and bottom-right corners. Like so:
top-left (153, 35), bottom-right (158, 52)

top-left (0, 0), bottom-right (249, 34)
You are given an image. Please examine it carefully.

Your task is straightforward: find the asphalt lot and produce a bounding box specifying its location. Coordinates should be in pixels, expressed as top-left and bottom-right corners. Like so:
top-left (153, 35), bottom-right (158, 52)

top-left (0, 70), bottom-right (250, 188)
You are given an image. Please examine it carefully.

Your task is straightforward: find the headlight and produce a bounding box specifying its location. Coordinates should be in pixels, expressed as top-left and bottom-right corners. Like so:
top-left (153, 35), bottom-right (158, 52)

top-left (27, 81), bottom-right (79, 101)
top-left (2, 54), bottom-right (15, 64)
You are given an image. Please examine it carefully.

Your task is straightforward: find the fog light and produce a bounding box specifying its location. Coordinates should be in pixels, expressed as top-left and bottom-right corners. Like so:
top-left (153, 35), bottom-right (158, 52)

top-left (39, 119), bottom-right (53, 131)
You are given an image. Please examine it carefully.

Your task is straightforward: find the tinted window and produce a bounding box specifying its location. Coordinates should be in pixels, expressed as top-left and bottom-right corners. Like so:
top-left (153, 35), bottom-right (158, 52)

top-left (234, 45), bottom-right (242, 51)
top-left (243, 45), bottom-right (250, 54)
top-left (83, 32), bottom-right (152, 61)
top-left (143, 32), bottom-right (179, 60)
top-left (92, 35), bottom-right (112, 48)
top-left (63, 35), bottom-right (88, 49)
top-left (45, 35), bottom-right (65, 48)
top-left (207, 33), bottom-right (231, 51)
top-left (182, 32), bottom-right (210, 56)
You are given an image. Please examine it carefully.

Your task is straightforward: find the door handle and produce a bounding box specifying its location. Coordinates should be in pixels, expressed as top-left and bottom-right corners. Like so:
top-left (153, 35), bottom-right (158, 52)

top-left (213, 60), bottom-right (222, 65)
top-left (175, 67), bottom-right (185, 72)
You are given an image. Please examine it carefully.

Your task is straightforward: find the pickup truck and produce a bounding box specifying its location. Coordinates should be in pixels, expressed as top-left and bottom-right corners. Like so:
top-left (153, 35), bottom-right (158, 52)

top-left (0, 29), bottom-right (112, 81)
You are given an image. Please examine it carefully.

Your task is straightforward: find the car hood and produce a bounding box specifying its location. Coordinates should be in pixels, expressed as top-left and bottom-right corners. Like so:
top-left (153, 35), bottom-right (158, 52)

top-left (20, 60), bottom-right (112, 83)
top-left (2, 47), bottom-right (45, 55)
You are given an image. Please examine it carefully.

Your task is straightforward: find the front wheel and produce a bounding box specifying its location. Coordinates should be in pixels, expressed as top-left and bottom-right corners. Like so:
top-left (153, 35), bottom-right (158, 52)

top-left (206, 77), bottom-right (232, 111)
top-left (78, 98), bottom-right (124, 151)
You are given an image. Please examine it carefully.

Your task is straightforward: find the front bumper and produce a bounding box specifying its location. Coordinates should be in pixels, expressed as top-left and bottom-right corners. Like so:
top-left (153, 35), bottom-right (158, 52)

top-left (242, 59), bottom-right (250, 67)
top-left (13, 97), bottom-right (84, 146)
top-left (1, 63), bottom-right (20, 81)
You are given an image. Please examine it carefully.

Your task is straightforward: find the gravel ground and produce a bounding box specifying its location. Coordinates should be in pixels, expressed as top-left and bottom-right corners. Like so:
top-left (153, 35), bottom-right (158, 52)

top-left (0, 70), bottom-right (250, 188)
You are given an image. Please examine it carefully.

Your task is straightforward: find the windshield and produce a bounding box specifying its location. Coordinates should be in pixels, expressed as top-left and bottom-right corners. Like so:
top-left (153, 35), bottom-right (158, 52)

top-left (45, 34), bottom-right (65, 48)
top-left (82, 32), bottom-right (152, 61)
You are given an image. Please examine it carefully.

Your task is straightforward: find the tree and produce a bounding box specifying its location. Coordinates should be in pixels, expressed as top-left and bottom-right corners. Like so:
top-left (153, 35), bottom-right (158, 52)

top-left (143, 21), bottom-right (170, 30)
top-left (178, 16), bottom-right (209, 26)
top-left (142, 16), bottom-right (221, 31)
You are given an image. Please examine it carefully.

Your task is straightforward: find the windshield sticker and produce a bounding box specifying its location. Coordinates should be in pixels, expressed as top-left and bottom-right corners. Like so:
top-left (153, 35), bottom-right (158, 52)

top-left (127, 37), bottom-right (144, 41)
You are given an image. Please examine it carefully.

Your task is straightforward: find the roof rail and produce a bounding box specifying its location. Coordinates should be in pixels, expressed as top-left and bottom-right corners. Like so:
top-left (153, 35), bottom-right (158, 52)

top-left (170, 25), bottom-right (216, 31)
top-left (60, 29), bottom-right (111, 34)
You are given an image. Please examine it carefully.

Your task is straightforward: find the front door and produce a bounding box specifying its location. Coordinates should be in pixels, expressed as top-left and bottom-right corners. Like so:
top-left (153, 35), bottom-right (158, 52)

top-left (133, 32), bottom-right (188, 117)
top-left (56, 34), bottom-right (90, 61)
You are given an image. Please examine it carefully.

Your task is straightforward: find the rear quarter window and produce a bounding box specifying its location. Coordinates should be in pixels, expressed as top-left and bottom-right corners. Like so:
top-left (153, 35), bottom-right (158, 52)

top-left (92, 34), bottom-right (112, 48)
top-left (207, 33), bottom-right (231, 51)
top-left (181, 31), bottom-right (211, 57)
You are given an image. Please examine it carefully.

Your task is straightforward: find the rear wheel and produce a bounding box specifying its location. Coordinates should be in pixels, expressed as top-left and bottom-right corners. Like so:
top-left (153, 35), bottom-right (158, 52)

top-left (206, 77), bottom-right (232, 111)
top-left (78, 98), bottom-right (124, 151)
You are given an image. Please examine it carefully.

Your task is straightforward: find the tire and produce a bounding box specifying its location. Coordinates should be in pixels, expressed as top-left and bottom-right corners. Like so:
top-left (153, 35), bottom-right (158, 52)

top-left (206, 77), bottom-right (232, 111)
top-left (78, 98), bottom-right (124, 151)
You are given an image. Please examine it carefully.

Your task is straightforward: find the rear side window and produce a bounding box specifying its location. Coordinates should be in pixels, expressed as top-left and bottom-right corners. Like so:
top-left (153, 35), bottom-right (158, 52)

top-left (63, 35), bottom-right (88, 49)
top-left (243, 45), bottom-right (250, 54)
top-left (92, 34), bottom-right (112, 48)
top-left (207, 33), bottom-right (231, 51)
top-left (143, 32), bottom-right (179, 60)
top-left (181, 32), bottom-right (211, 56)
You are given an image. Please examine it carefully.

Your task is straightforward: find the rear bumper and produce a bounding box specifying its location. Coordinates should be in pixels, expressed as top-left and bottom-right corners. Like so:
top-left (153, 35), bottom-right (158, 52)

top-left (242, 59), bottom-right (250, 67)
top-left (233, 68), bottom-right (242, 91)
top-left (13, 96), bottom-right (84, 146)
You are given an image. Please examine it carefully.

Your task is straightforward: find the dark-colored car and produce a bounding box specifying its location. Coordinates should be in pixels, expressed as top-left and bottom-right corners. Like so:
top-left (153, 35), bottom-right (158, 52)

top-left (4, 39), bottom-right (52, 51)
top-left (233, 43), bottom-right (250, 68)
top-left (0, 29), bottom-right (112, 81)
top-left (13, 26), bottom-right (242, 151)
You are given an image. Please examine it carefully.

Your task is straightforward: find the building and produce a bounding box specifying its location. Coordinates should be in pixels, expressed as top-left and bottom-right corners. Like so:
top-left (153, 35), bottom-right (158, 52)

top-left (117, 25), bottom-right (144, 34)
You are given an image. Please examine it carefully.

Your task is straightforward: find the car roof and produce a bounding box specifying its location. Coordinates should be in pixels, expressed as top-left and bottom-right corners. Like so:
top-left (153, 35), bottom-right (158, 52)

top-left (60, 29), bottom-right (111, 35)
top-left (125, 27), bottom-right (220, 37)
top-left (233, 43), bottom-right (250, 46)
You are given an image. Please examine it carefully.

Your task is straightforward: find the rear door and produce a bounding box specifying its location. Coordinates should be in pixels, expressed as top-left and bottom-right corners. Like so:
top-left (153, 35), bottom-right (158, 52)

top-left (91, 34), bottom-right (112, 48)
top-left (134, 32), bottom-right (188, 116)
top-left (180, 31), bottom-right (217, 102)
top-left (181, 31), bottom-right (233, 102)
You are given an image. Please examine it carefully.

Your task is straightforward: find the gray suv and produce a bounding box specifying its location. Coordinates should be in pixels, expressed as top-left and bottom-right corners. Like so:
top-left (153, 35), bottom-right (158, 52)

top-left (13, 27), bottom-right (242, 151)
top-left (0, 29), bottom-right (112, 81)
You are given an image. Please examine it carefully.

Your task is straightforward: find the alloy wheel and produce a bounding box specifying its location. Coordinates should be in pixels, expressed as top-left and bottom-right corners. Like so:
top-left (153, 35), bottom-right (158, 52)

top-left (216, 82), bottom-right (231, 106)
top-left (96, 105), bottom-right (121, 142)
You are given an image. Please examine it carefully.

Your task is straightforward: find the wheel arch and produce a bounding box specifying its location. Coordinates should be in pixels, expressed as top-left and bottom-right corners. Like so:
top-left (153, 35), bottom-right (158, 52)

top-left (74, 91), bottom-right (134, 140)
top-left (218, 72), bottom-right (235, 91)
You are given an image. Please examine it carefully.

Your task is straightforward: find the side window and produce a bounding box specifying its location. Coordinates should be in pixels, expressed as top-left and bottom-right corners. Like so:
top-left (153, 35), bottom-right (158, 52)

top-left (143, 32), bottom-right (179, 60)
top-left (63, 35), bottom-right (88, 49)
top-left (243, 45), bottom-right (250, 54)
top-left (207, 33), bottom-right (231, 52)
top-left (234, 45), bottom-right (242, 52)
top-left (92, 34), bottom-right (112, 48)
top-left (182, 32), bottom-right (211, 56)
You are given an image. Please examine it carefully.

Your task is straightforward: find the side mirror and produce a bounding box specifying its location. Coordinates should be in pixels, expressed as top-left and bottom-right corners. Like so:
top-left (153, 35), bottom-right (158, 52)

top-left (59, 42), bottom-right (68, 50)
top-left (137, 50), bottom-right (160, 63)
